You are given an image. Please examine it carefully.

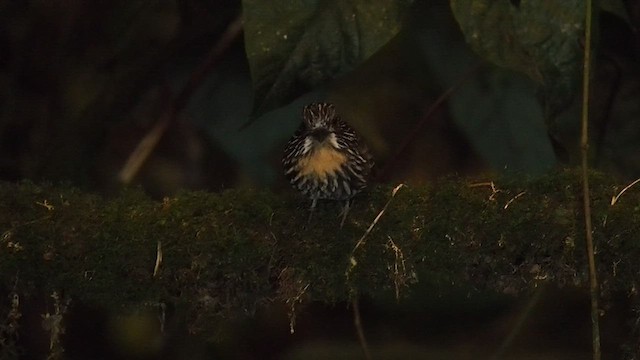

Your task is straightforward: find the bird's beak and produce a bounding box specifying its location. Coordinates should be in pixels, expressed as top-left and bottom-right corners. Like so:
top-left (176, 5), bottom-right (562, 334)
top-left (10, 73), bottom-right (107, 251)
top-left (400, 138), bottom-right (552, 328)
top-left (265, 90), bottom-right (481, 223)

top-left (310, 128), bottom-right (331, 142)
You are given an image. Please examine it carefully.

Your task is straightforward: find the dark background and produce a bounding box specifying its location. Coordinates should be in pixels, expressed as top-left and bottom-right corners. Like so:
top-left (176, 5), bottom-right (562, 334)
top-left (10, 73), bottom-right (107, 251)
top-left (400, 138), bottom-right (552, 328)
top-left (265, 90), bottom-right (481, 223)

top-left (1, 0), bottom-right (639, 358)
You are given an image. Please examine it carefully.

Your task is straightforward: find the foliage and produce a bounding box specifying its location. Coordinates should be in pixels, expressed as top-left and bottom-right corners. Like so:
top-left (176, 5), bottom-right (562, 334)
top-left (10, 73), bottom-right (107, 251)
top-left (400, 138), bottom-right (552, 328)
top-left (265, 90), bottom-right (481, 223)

top-left (450, 0), bottom-right (585, 101)
top-left (1, 1), bottom-right (639, 187)
top-left (2, 0), bottom-right (640, 357)
top-left (243, 0), bottom-right (414, 116)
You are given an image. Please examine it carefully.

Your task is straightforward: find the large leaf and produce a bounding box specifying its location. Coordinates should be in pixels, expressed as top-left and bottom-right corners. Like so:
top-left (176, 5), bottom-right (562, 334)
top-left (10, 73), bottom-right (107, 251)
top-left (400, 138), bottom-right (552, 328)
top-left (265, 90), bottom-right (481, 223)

top-left (414, 1), bottom-right (555, 174)
top-left (449, 0), bottom-right (585, 108)
top-left (243, 0), bottom-right (413, 116)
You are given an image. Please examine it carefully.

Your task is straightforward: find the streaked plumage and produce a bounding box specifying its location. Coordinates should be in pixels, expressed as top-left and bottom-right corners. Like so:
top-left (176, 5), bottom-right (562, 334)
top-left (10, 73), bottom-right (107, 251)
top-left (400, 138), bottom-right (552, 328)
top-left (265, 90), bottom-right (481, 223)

top-left (283, 102), bottom-right (373, 226)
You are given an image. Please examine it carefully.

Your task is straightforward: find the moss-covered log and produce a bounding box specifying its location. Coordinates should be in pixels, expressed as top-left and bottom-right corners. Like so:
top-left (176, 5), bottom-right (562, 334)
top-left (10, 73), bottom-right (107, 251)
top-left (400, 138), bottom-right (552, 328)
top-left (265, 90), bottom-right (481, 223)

top-left (1, 170), bottom-right (639, 335)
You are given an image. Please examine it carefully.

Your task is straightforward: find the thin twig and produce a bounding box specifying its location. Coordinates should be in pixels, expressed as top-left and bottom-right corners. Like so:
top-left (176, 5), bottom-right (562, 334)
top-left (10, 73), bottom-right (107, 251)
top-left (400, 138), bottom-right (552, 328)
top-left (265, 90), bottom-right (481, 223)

top-left (351, 184), bottom-right (405, 256)
top-left (286, 282), bottom-right (310, 334)
top-left (118, 15), bottom-right (244, 184)
top-left (153, 240), bottom-right (162, 278)
top-left (580, 1), bottom-right (601, 359)
top-left (504, 191), bottom-right (526, 210)
top-left (118, 116), bottom-right (171, 184)
top-left (346, 183), bottom-right (401, 280)
top-left (610, 177), bottom-right (640, 205)
top-left (352, 296), bottom-right (372, 360)
top-left (387, 236), bottom-right (408, 301)
top-left (346, 185), bottom-right (405, 360)
top-left (469, 181), bottom-right (501, 201)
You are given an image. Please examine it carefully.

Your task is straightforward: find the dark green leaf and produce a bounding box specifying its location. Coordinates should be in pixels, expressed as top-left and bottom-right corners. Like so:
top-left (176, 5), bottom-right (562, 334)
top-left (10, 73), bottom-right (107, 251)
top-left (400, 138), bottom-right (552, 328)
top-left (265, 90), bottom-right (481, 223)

top-left (449, 0), bottom-right (585, 106)
top-left (413, 1), bottom-right (556, 173)
top-left (243, 0), bottom-right (413, 116)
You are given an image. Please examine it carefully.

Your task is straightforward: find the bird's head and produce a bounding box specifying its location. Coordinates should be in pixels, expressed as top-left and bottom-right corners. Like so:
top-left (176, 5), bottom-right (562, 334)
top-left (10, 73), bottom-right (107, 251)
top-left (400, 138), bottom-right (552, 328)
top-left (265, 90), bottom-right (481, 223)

top-left (302, 102), bottom-right (339, 144)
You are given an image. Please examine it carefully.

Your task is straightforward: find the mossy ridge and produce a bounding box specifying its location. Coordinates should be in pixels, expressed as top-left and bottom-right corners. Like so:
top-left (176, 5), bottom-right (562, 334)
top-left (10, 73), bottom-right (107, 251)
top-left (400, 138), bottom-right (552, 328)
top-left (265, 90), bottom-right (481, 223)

top-left (0, 169), bottom-right (638, 336)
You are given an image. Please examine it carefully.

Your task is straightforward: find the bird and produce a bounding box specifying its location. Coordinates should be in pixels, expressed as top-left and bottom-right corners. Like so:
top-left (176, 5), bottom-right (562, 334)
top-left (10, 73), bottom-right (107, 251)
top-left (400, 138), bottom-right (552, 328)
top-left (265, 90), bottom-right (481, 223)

top-left (283, 102), bottom-right (374, 227)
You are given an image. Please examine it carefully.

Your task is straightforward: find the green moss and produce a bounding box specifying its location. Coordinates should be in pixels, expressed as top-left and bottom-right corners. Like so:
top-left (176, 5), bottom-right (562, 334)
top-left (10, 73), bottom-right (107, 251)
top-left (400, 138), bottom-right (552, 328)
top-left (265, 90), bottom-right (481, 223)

top-left (0, 169), bottom-right (639, 337)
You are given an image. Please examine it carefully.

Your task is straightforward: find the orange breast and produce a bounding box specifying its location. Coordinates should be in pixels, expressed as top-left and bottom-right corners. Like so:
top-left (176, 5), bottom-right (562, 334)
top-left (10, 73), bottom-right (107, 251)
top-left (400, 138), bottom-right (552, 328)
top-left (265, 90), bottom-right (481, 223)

top-left (297, 146), bottom-right (347, 180)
